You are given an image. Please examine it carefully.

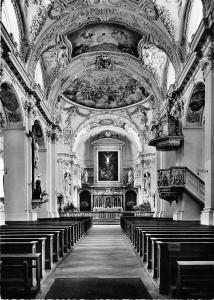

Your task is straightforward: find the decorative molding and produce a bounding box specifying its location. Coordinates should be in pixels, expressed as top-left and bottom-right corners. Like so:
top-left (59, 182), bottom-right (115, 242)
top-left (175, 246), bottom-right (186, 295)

top-left (200, 45), bottom-right (214, 79)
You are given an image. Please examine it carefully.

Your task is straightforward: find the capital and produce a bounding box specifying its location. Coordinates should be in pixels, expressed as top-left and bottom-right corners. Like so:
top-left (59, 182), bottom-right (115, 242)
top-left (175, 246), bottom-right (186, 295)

top-left (200, 45), bottom-right (214, 79)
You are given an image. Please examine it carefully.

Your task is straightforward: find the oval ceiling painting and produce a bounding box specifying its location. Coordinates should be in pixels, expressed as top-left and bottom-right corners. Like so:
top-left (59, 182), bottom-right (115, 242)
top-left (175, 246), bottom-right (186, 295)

top-left (63, 71), bottom-right (150, 109)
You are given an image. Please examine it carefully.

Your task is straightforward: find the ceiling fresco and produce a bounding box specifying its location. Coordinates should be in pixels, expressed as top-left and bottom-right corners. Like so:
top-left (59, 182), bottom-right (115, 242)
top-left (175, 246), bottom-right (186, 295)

top-left (67, 24), bottom-right (141, 57)
top-left (63, 71), bottom-right (150, 109)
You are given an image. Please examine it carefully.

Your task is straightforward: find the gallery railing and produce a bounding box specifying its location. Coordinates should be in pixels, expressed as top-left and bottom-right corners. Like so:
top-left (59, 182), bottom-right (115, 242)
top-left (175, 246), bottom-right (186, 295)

top-left (59, 211), bottom-right (154, 220)
top-left (158, 167), bottom-right (205, 204)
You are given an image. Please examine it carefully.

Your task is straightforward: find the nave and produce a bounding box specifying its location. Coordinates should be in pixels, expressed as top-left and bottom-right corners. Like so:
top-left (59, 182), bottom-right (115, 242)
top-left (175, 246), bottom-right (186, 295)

top-left (1, 216), bottom-right (214, 299)
top-left (37, 225), bottom-right (161, 299)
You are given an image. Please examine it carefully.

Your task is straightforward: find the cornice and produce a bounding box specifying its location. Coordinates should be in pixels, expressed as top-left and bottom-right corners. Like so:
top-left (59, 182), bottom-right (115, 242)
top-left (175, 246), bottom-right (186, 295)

top-left (176, 20), bottom-right (211, 93)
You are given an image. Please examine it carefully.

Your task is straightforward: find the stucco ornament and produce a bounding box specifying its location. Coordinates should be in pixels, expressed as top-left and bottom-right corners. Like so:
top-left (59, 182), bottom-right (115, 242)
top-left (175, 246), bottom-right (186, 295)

top-left (139, 0), bottom-right (159, 20)
top-left (30, 5), bottom-right (47, 41)
top-left (166, 90), bottom-right (184, 119)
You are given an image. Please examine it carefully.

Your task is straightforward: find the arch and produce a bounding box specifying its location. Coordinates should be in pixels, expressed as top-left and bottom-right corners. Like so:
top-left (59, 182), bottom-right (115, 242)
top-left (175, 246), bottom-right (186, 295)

top-left (2, 0), bottom-right (21, 49)
top-left (125, 189), bottom-right (137, 211)
top-left (71, 114), bottom-right (143, 157)
top-left (0, 82), bottom-right (23, 125)
top-left (34, 60), bottom-right (45, 90)
top-left (79, 190), bottom-right (92, 211)
top-left (32, 120), bottom-right (47, 204)
top-left (185, 82), bottom-right (205, 127)
top-left (28, 6), bottom-right (182, 78)
top-left (186, 0), bottom-right (203, 50)
top-left (166, 60), bottom-right (176, 92)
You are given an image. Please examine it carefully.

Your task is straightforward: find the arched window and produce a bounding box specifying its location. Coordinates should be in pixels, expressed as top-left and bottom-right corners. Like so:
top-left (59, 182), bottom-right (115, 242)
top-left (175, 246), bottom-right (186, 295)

top-left (2, 0), bottom-right (21, 49)
top-left (35, 60), bottom-right (44, 90)
top-left (166, 61), bottom-right (176, 91)
top-left (187, 0), bottom-right (203, 46)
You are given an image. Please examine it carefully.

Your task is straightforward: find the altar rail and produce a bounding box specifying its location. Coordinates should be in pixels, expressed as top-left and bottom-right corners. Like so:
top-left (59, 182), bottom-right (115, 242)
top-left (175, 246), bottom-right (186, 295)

top-left (59, 211), bottom-right (154, 220)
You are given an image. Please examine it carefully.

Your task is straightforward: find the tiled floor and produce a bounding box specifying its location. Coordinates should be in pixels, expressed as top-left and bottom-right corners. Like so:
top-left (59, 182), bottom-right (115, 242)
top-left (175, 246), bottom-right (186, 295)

top-left (36, 225), bottom-right (167, 299)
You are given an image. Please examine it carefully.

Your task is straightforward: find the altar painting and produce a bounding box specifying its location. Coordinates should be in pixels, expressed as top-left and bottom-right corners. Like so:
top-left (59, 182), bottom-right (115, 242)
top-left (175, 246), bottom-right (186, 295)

top-left (98, 151), bottom-right (118, 181)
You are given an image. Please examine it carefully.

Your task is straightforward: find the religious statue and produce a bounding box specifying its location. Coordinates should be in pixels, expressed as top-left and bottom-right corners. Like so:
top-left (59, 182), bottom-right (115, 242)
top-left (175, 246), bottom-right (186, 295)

top-left (33, 138), bottom-right (39, 169)
top-left (144, 172), bottom-right (151, 194)
top-left (64, 170), bottom-right (71, 196)
top-left (84, 169), bottom-right (88, 183)
top-left (128, 169), bottom-right (134, 184)
top-left (33, 174), bottom-right (42, 199)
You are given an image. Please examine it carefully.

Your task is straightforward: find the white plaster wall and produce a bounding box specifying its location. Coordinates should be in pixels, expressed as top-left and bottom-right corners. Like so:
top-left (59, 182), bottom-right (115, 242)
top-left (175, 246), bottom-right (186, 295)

top-left (183, 128), bottom-right (204, 176)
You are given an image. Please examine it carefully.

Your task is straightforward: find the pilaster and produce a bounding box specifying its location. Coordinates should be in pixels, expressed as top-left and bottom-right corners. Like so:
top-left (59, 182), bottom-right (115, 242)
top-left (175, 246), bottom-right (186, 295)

top-left (4, 124), bottom-right (31, 221)
top-left (200, 44), bottom-right (214, 225)
top-left (50, 129), bottom-right (59, 218)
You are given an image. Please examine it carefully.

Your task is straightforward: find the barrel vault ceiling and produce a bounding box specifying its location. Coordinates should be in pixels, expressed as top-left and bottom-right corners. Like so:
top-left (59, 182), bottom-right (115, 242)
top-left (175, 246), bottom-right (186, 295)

top-left (16, 0), bottom-right (190, 152)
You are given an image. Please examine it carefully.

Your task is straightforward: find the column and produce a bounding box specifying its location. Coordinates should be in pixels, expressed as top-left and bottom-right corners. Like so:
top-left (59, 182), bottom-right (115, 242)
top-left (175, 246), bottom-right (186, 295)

top-left (50, 130), bottom-right (59, 218)
top-left (201, 45), bottom-right (214, 225)
top-left (4, 124), bottom-right (32, 221)
top-left (36, 148), bottom-right (49, 218)
top-left (46, 133), bottom-right (54, 218)
top-left (153, 152), bottom-right (161, 217)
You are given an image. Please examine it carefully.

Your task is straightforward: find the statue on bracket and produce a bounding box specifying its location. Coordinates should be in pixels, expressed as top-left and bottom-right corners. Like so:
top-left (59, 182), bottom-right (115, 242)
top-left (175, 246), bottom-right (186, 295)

top-left (144, 172), bottom-right (151, 194)
top-left (128, 169), bottom-right (134, 184)
top-left (32, 174), bottom-right (42, 199)
top-left (64, 170), bottom-right (71, 196)
top-left (33, 138), bottom-right (39, 169)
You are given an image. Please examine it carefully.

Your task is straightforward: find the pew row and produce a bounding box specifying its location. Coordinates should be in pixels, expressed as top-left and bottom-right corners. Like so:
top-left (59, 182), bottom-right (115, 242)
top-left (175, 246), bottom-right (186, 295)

top-left (121, 216), bottom-right (214, 298)
top-left (0, 217), bottom-right (92, 298)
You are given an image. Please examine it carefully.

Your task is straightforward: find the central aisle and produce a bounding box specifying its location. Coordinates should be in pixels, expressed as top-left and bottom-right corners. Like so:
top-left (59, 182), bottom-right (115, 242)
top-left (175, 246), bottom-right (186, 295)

top-left (38, 225), bottom-right (164, 299)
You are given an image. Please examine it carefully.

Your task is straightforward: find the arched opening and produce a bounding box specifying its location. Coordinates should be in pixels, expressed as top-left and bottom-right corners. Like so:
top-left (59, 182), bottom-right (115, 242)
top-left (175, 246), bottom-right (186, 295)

top-left (166, 61), bottom-right (176, 92)
top-left (183, 82), bottom-right (205, 179)
top-left (186, 82), bottom-right (205, 127)
top-left (32, 120), bottom-right (47, 213)
top-left (125, 190), bottom-right (137, 211)
top-left (80, 190), bottom-right (91, 211)
top-left (187, 0), bottom-right (203, 49)
top-left (35, 60), bottom-right (44, 90)
top-left (2, 0), bottom-right (21, 50)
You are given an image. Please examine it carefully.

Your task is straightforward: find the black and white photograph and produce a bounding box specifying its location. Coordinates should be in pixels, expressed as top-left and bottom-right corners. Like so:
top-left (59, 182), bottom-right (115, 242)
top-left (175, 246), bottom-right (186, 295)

top-left (0, 0), bottom-right (214, 299)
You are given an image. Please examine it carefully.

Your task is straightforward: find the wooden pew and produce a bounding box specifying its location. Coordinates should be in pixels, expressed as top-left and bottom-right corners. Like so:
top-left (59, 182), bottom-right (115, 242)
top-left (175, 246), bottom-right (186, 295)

top-left (1, 229), bottom-right (61, 260)
top-left (0, 260), bottom-right (30, 297)
top-left (175, 260), bottom-right (214, 299)
top-left (37, 221), bottom-right (80, 247)
top-left (2, 226), bottom-right (65, 257)
top-left (0, 237), bottom-right (47, 276)
top-left (0, 232), bottom-right (54, 268)
top-left (145, 232), bottom-right (214, 268)
top-left (150, 236), bottom-right (214, 279)
top-left (0, 253), bottom-right (41, 297)
top-left (157, 241), bottom-right (214, 294)
top-left (0, 241), bottom-right (43, 279)
top-left (139, 229), bottom-right (214, 259)
top-left (136, 226), bottom-right (213, 253)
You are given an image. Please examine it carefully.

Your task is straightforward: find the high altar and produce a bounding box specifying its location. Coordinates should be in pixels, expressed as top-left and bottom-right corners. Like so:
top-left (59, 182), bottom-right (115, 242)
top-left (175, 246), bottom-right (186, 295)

top-left (79, 138), bottom-right (137, 211)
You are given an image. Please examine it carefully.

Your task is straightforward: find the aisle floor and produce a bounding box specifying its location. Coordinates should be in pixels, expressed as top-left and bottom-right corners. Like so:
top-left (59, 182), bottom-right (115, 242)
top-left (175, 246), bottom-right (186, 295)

top-left (37, 225), bottom-right (166, 299)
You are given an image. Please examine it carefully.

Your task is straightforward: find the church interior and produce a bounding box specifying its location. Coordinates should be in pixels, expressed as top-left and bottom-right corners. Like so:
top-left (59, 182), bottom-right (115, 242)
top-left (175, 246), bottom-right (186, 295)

top-left (0, 0), bottom-right (214, 299)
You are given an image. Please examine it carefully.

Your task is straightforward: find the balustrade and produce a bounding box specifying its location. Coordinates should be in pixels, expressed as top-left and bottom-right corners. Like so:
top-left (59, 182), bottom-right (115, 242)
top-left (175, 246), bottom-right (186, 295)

top-left (59, 211), bottom-right (154, 220)
top-left (157, 167), bottom-right (205, 204)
